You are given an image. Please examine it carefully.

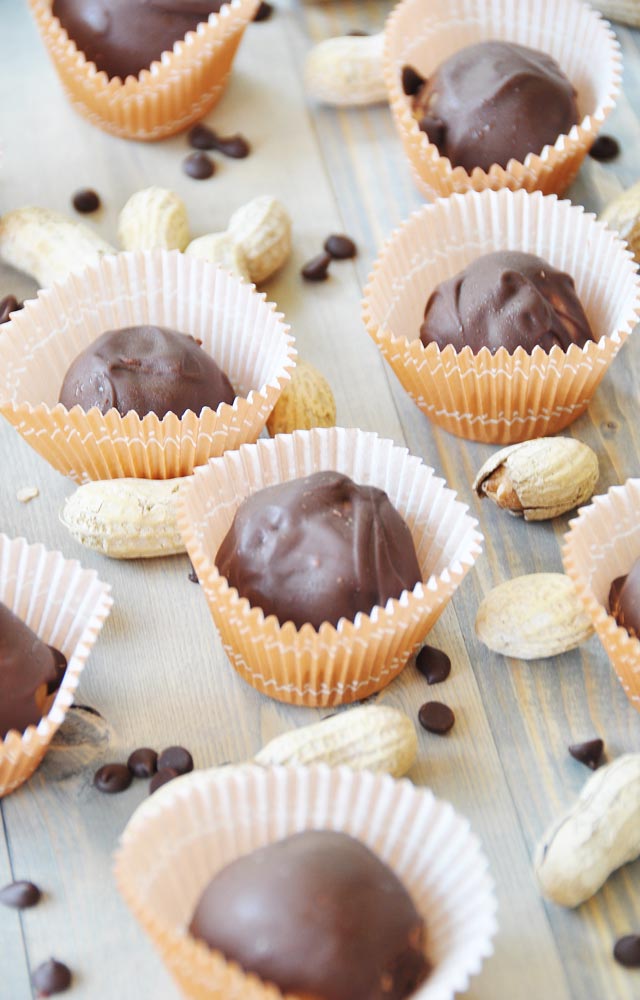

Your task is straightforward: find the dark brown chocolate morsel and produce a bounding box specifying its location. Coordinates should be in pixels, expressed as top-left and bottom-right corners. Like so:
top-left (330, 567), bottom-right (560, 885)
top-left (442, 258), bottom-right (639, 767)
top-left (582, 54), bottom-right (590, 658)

top-left (188, 124), bottom-right (250, 157)
top-left (216, 470), bottom-right (422, 631)
top-left (0, 880), bottom-right (42, 909)
top-left (72, 188), bottom-right (101, 213)
top-left (127, 747), bottom-right (158, 778)
top-left (589, 135), bottom-right (620, 162)
top-left (93, 763), bottom-right (133, 794)
top-left (46, 646), bottom-right (67, 695)
top-left (0, 602), bottom-right (59, 739)
top-left (0, 294), bottom-right (22, 325)
top-left (418, 701), bottom-right (455, 735)
top-left (183, 151), bottom-right (216, 179)
top-left (51, 0), bottom-right (226, 80)
top-left (31, 958), bottom-right (72, 996)
top-left (416, 645), bottom-right (451, 685)
top-left (401, 65), bottom-right (424, 96)
top-left (158, 745), bottom-right (193, 775)
top-left (420, 250), bottom-right (594, 355)
top-left (411, 41), bottom-right (578, 173)
top-left (568, 738), bottom-right (604, 770)
top-left (59, 325), bottom-right (235, 419)
top-left (188, 123), bottom-right (217, 149)
top-left (301, 251), bottom-right (332, 281)
top-left (609, 560), bottom-right (640, 638)
top-left (149, 767), bottom-right (180, 794)
top-left (324, 234), bottom-right (357, 259)
top-left (614, 935), bottom-right (640, 968)
top-left (253, 1), bottom-right (273, 20)
top-left (189, 830), bottom-right (429, 1000)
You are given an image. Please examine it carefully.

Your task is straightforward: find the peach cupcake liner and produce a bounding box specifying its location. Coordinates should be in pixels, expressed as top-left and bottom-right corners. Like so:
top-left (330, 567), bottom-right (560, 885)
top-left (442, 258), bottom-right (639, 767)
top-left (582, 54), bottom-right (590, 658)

top-left (563, 479), bottom-right (640, 712)
top-left (28, 0), bottom-right (259, 141)
top-left (115, 763), bottom-right (497, 1000)
top-left (384, 0), bottom-right (621, 199)
top-left (596, 1), bottom-right (640, 26)
top-left (0, 250), bottom-right (296, 483)
top-left (0, 534), bottom-right (112, 797)
top-left (363, 188), bottom-right (640, 445)
top-left (178, 427), bottom-right (482, 707)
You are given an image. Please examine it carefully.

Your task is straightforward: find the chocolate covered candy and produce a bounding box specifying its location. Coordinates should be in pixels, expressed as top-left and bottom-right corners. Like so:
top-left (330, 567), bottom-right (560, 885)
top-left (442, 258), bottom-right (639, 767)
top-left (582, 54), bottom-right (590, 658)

top-left (0, 603), bottom-right (63, 739)
top-left (609, 558), bottom-right (640, 638)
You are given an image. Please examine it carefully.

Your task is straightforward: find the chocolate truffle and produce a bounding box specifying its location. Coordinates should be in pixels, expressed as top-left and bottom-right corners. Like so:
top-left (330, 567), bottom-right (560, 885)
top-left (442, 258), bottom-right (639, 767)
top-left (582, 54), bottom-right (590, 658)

top-left (59, 325), bottom-right (235, 420)
top-left (420, 250), bottom-right (595, 355)
top-left (609, 558), bottom-right (640, 638)
top-left (215, 470), bottom-right (422, 630)
top-left (189, 830), bottom-right (429, 1000)
top-left (0, 603), bottom-right (61, 739)
top-left (412, 40), bottom-right (578, 172)
top-left (51, 0), bottom-right (226, 81)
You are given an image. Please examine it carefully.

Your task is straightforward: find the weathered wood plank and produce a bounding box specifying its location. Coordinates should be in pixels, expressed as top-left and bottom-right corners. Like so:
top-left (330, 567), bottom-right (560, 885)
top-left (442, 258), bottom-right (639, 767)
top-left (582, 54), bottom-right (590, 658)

top-left (0, 806), bottom-right (32, 997)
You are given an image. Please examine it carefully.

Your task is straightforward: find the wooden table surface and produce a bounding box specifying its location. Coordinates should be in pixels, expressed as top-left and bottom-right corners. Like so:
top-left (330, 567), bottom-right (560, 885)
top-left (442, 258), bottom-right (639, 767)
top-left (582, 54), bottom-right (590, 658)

top-left (2, 2), bottom-right (640, 998)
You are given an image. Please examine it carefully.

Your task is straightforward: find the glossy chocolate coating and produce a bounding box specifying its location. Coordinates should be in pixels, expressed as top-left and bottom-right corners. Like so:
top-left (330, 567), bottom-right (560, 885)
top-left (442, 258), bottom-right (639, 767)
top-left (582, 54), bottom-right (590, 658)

top-left (189, 830), bottom-right (429, 1000)
top-left (609, 558), bottom-right (640, 638)
top-left (0, 603), bottom-right (59, 738)
top-left (420, 251), bottom-right (594, 355)
top-left (59, 325), bottom-right (235, 419)
top-left (52, 0), bottom-right (225, 80)
top-left (412, 41), bottom-right (578, 172)
top-left (216, 471), bottom-right (422, 630)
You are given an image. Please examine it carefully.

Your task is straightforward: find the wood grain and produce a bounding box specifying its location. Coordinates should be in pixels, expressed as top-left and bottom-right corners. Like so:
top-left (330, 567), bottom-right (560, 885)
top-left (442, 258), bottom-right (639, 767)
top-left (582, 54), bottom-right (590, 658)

top-left (1, 1), bottom-right (640, 998)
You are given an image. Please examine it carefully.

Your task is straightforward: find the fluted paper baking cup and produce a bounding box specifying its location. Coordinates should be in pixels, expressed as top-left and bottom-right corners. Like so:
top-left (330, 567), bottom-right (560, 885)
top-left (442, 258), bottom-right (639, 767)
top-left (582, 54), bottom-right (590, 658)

top-left (0, 251), bottom-right (296, 483)
top-left (178, 427), bottom-right (482, 706)
top-left (115, 764), bottom-right (497, 1000)
top-left (595, 1), bottom-right (640, 26)
top-left (363, 189), bottom-right (640, 445)
top-left (563, 480), bottom-right (640, 711)
top-left (384, 0), bottom-right (621, 199)
top-left (28, 0), bottom-right (258, 141)
top-left (0, 534), bottom-right (112, 797)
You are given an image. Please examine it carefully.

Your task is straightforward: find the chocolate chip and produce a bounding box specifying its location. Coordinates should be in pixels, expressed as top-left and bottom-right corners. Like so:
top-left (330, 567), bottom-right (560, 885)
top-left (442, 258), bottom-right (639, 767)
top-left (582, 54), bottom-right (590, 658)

top-left (401, 65), bottom-right (425, 96)
top-left (158, 745), bottom-right (193, 775)
top-left (418, 701), bottom-right (455, 734)
top-left (31, 958), bottom-right (72, 996)
top-left (324, 234), bottom-right (357, 260)
top-left (301, 252), bottom-right (332, 282)
top-left (72, 188), bottom-right (101, 213)
top-left (149, 767), bottom-right (180, 795)
top-left (46, 647), bottom-right (67, 695)
top-left (93, 763), bottom-right (133, 794)
top-left (614, 935), bottom-right (640, 968)
top-left (568, 738), bottom-right (604, 770)
top-left (213, 134), bottom-right (251, 158)
top-left (188, 559), bottom-right (200, 584)
top-left (127, 747), bottom-right (158, 778)
top-left (0, 880), bottom-right (42, 909)
top-left (253, 1), bottom-right (273, 20)
top-left (0, 294), bottom-right (22, 325)
top-left (188, 123), bottom-right (217, 149)
top-left (416, 645), bottom-right (451, 685)
top-left (183, 152), bottom-right (215, 180)
top-left (589, 135), bottom-right (620, 162)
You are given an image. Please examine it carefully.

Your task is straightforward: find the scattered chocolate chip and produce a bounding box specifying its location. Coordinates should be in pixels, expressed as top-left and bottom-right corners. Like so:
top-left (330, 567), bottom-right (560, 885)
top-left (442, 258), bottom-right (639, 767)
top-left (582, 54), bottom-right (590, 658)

top-left (568, 738), bottom-right (604, 770)
top-left (589, 135), bottom-right (620, 162)
top-left (301, 251), bottom-right (332, 282)
top-left (324, 234), bottom-right (357, 260)
top-left (149, 767), bottom-right (180, 795)
top-left (93, 763), bottom-right (133, 794)
top-left (31, 958), bottom-right (72, 996)
top-left (416, 645), bottom-right (451, 685)
top-left (401, 65), bottom-right (425, 96)
top-left (46, 647), bottom-right (67, 695)
top-left (188, 123), bottom-right (217, 149)
top-left (158, 746), bottom-right (194, 775)
top-left (614, 935), bottom-right (640, 968)
top-left (72, 188), bottom-right (101, 213)
top-left (213, 134), bottom-right (251, 158)
top-left (418, 701), bottom-right (455, 735)
top-left (183, 151), bottom-right (215, 180)
top-left (188, 559), bottom-right (200, 584)
top-left (346, 29), bottom-right (370, 36)
top-left (127, 747), bottom-right (158, 779)
top-left (0, 294), bottom-right (22, 325)
top-left (253, 1), bottom-right (273, 20)
top-left (0, 880), bottom-right (42, 909)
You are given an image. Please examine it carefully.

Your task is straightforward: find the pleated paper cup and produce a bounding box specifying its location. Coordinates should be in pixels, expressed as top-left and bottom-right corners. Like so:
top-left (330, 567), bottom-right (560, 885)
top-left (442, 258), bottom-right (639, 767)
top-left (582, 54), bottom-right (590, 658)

top-left (0, 250), bottom-right (296, 483)
top-left (115, 764), bottom-right (497, 1000)
top-left (28, 0), bottom-right (258, 141)
top-left (384, 0), bottom-right (621, 199)
top-left (0, 534), bottom-right (112, 797)
top-left (596, 1), bottom-right (640, 26)
top-left (563, 480), bottom-right (640, 712)
top-left (363, 189), bottom-right (640, 445)
top-left (178, 427), bottom-right (482, 707)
